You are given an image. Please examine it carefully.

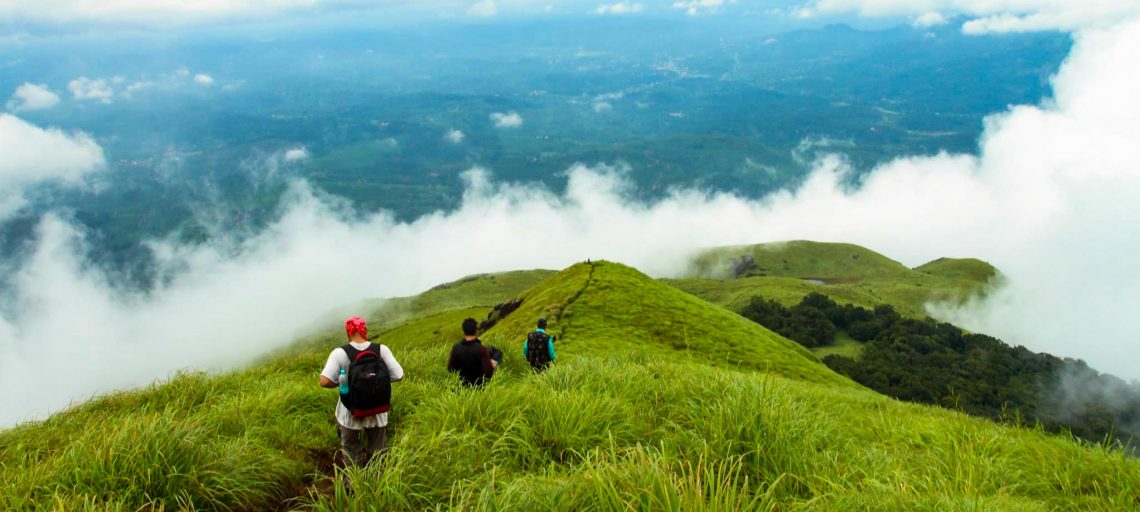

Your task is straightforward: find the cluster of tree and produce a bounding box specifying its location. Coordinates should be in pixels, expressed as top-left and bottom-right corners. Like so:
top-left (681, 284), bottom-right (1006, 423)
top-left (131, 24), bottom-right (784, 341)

top-left (740, 293), bottom-right (899, 348)
top-left (742, 293), bottom-right (1140, 450)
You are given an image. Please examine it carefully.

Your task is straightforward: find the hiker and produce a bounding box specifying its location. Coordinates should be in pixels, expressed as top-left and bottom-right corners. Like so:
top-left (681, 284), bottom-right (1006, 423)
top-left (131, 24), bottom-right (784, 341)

top-left (523, 317), bottom-right (557, 371)
top-left (319, 316), bottom-right (404, 467)
top-left (447, 318), bottom-right (498, 387)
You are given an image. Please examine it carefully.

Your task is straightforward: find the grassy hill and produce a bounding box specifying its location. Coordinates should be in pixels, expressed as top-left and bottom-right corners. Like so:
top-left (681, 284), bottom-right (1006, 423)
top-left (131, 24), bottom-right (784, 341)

top-left (1, 257), bottom-right (1137, 511)
top-left (671, 240), bottom-right (999, 318)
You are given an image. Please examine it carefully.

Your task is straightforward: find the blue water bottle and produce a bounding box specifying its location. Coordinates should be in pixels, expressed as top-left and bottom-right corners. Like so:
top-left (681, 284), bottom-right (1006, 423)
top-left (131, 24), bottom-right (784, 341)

top-left (338, 368), bottom-right (349, 397)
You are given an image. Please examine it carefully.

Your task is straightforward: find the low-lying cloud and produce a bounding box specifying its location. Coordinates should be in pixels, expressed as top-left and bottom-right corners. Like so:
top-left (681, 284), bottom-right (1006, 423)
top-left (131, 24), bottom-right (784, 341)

top-left (283, 146), bottom-right (309, 161)
top-left (0, 114), bottom-right (105, 218)
top-left (490, 111), bottom-right (523, 128)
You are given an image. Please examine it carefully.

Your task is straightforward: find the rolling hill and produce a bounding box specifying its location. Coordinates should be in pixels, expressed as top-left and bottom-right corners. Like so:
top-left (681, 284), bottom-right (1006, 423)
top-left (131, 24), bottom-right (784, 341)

top-left (1, 247), bottom-right (1136, 511)
top-left (672, 240), bottom-right (999, 318)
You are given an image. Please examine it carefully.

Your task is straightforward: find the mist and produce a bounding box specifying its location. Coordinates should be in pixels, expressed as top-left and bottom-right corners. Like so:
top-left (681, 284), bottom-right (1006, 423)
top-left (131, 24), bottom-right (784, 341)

top-left (3, 14), bottom-right (1140, 428)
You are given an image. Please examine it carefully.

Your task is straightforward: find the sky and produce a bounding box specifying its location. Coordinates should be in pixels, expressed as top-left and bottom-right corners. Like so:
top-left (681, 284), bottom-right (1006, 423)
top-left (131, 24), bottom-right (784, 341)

top-left (1, 0), bottom-right (1139, 427)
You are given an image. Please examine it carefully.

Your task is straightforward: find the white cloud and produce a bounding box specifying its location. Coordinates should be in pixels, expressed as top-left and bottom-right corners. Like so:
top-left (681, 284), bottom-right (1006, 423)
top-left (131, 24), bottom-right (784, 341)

top-left (283, 147), bottom-right (309, 161)
top-left (593, 101), bottom-right (613, 112)
top-left (490, 111), bottom-right (523, 128)
top-left (798, 0), bottom-right (1140, 33)
top-left (467, 0), bottom-right (497, 17)
top-left (913, 11), bottom-right (947, 27)
top-left (672, 0), bottom-right (727, 16)
top-left (6, 83), bottom-right (61, 112)
top-left (445, 129), bottom-right (466, 143)
top-left (595, 2), bottom-right (643, 14)
top-left (194, 73), bottom-right (215, 86)
top-left (0, 114), bottom-right (105, 218)
top-left (68, 77), bottom-right (114, 103)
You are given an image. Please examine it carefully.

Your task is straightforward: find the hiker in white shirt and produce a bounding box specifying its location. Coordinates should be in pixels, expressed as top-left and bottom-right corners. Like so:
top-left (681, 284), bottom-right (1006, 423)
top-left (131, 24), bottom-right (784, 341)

top-left (319, 316), bottom-right (404, 466)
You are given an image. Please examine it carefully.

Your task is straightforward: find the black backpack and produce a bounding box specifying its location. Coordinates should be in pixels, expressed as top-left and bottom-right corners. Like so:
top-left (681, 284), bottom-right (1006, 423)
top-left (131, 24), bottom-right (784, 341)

top-left (341, 344), bottom-right (391, 418)
top-left (525, 331), bottom-right (552, 370)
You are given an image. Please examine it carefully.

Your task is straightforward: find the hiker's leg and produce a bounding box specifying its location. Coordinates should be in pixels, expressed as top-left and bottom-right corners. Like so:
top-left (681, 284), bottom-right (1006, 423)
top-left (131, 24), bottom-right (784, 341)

top-left (364, 426), bottom-right (388, 464)
top-left (338, 425), bottom-right (366, 466)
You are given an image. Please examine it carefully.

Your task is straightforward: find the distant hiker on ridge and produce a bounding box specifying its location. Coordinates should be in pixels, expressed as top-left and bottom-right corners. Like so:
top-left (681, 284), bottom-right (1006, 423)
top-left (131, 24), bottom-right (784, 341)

top-left (523, 317), bottom-right (557, 372)
top-left (319, 316), bottom-right (404, 467)
top-left (448, 318), bottom-right (499, 387)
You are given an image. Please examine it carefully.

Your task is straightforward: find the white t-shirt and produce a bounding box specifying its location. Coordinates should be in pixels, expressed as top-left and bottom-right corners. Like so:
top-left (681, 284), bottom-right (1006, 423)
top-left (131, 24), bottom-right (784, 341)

top-left (321, 341), bottom-right (404, 430)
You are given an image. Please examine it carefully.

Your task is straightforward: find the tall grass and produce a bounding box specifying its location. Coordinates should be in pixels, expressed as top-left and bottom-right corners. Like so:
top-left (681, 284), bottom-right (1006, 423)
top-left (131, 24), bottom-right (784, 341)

top-left (3, 345), bottom-right (1138, 511)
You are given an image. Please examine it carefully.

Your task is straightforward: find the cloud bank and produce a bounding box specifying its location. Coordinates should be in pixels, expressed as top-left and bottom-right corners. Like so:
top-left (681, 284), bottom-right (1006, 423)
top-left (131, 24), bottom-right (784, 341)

top-left (0, 114), bottom-right (106, 218)
top-left (6, 83), bottom-right (61, 112)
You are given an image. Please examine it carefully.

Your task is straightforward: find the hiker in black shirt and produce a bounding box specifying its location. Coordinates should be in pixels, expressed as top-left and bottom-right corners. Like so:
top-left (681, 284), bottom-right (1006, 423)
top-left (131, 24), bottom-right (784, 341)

top-left (448, 318), bottom-right (498, 387)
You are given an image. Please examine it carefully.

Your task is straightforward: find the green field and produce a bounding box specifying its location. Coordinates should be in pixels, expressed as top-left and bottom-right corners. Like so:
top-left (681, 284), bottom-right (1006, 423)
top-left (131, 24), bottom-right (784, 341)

top-left (1, 247), bottom-right (1136, 511)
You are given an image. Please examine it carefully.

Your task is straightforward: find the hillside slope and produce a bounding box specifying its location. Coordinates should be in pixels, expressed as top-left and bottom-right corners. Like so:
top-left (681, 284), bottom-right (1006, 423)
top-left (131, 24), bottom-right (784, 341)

top-left (1, 259), bottom-right (1136, 512)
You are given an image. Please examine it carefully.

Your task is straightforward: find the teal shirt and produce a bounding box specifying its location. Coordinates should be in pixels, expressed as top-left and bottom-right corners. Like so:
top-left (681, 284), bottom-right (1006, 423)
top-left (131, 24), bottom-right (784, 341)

top-left (522, 328), bottom-right (557, 360)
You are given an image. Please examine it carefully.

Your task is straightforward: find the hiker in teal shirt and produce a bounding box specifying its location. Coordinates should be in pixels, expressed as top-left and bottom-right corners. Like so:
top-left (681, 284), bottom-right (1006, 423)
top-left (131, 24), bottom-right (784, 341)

top-left (523, 317), bottom-right (557, 371)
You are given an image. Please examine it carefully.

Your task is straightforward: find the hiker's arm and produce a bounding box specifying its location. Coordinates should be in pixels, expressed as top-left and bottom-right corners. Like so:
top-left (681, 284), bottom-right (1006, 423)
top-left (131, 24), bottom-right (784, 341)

top-left (447, 347), bottom-right (459, 373)
top-left (548, 338), bottom-right (557, 362)
top-left (521, 340), bottom-right (527, 358)
top-left (319, 350), bottom-right (342, 388)
top-left (480, 347), bottom-right (495, 376)
top-left (380, 345), bottom-right (405, 381)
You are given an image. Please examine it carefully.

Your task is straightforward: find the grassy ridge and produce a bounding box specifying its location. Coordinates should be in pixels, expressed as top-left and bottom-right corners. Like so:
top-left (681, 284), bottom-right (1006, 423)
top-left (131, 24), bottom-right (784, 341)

top-left (361, 269), bottom-right (556, 326)
top-left (672, 241), bottom-right (1000, 318)
top-left (482, 260), bottom-right (850, 386)
top-left (2, 257), bottom-right (1137, 511)
top-left (688, 240), bottom-right (917, 280)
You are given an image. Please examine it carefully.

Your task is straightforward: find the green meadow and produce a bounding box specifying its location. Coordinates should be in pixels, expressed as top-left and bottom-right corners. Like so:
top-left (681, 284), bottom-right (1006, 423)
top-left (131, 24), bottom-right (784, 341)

top-left (1, 248), bottom-right (1136, 511)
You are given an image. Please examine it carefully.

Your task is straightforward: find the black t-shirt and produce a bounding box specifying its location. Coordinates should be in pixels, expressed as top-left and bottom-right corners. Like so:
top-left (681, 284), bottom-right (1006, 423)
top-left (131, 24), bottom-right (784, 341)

top-left (448, 338), bottom-right (495, 386)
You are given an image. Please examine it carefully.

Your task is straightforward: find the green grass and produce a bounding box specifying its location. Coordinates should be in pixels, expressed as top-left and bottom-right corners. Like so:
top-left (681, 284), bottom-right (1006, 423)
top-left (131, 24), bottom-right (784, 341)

top-left (813, 332), bottom-right (866, 360)
top-left (483, 260), bottom-right (850, 386)
top-left (361, 270), bottom-right (556, 327)
top-left (1, 257), bottom-right (1136, 511)
top-left (689, 240), bottom-right (919, 280)
top-left (916, 257), bottom-right (1001, 283)
top-left (670, 241), bottom-right (1001, 318)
